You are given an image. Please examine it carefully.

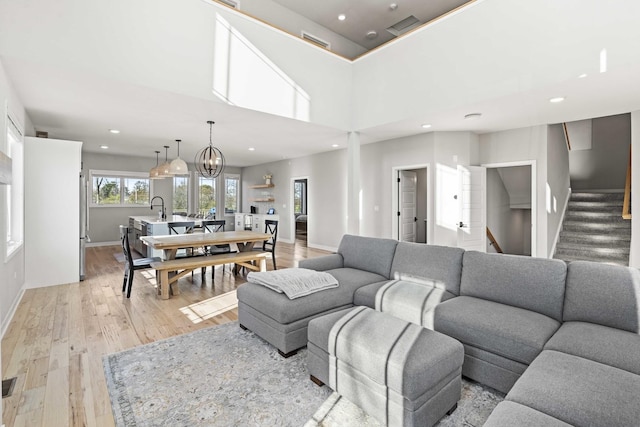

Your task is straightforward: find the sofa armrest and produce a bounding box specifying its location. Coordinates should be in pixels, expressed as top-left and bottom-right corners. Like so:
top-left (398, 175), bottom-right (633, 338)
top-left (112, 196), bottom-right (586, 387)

top-left (299, 254), bottom-right (344, 271)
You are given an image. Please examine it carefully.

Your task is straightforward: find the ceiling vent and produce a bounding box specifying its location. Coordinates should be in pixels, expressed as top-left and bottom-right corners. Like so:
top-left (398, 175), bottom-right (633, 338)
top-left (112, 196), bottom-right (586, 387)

top-left (217, 0), bottom-right (239, 9)
top-left (301, 32), bottom-right (331, 50)
top-left (386, 15), bottom-right (421, 36)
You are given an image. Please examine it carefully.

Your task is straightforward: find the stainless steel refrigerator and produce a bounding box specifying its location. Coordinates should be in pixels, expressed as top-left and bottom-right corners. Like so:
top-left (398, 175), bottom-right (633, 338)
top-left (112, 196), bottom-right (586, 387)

top-left (80, 172), bottom-right (90, 280)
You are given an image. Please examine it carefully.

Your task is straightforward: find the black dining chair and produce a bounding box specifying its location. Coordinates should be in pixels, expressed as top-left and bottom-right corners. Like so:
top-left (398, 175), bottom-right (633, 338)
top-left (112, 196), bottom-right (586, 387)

top-left (244, 219), bottom-right (278, 273)
top-left (201, 219), bottom-right (235, 278)
top-left (119, 225), bottom-right (160, 298)
top-left (168, 220), bottom-right (197, 279)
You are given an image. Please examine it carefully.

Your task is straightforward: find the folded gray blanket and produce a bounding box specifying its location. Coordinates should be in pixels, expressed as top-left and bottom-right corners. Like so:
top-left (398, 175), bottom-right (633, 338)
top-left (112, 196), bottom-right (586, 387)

top-left (247, 268), bottom-right (339, 299)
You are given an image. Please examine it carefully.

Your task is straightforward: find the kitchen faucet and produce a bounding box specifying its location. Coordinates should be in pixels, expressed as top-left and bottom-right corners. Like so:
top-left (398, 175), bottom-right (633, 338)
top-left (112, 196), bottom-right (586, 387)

top-left (150, 196), bottom-right (166, 220)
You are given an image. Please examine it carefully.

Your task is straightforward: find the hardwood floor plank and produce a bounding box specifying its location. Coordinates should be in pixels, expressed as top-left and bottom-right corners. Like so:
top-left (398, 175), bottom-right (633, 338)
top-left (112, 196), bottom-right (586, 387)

top-left (2, 239), bottom-right (329, 426)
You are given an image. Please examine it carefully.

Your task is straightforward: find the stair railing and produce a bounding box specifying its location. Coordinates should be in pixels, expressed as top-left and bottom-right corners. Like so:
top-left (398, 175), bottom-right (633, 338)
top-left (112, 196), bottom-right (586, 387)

top-left (486, 227), bottom-right (504, 253)
top-left (562, 123), bottom-right (572, 151)
top-left (622, 145), bottom-right (631, 220)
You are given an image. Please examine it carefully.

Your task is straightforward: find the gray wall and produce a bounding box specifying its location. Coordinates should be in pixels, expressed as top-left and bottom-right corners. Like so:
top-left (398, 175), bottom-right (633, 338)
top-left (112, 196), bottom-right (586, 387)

top-left (486, 168), bottom-right (511, 254)
top-left (569, 113), bottom-right (631, 191)
top-left (546, 124), bottom-right (571, 256)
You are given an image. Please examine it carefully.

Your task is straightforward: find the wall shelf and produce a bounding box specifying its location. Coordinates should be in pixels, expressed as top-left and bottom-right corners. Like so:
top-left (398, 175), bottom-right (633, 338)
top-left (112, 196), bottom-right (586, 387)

top-left (250, 184), bottom-right (274, 189)
top-left (252, 198), bottom-right (275, 202)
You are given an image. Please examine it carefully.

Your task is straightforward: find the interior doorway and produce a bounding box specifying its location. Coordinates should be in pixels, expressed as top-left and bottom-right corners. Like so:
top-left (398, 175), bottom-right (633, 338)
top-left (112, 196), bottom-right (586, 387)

top-left (292, 177), bottom-right (308, 245)
top-left (392, 165), bottom-right (429, 243)
top-left (483, 162), bottom-right (536, 256)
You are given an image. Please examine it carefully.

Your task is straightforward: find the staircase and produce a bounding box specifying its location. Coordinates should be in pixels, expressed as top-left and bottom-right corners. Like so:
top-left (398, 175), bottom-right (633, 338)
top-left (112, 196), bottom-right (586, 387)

top-left (554, 192), bottom-right (631, 266)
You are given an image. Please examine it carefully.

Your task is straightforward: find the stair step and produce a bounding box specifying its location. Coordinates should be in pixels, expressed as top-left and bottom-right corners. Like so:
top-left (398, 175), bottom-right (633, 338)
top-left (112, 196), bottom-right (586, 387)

top-left (558, 232), bottom-right (631, 244)
top-left (562, 221), bottom-right (631, 232)
top-left (564, 211), bottom-right (628, 223)
top-left (567, 202), bottom-right (624, 213)
top-left (555, 242), bottom-right (629, 255)
top-left (554, 254), bottom-right (629, 267)
top-left (570, 192), bottom-right (625, 202)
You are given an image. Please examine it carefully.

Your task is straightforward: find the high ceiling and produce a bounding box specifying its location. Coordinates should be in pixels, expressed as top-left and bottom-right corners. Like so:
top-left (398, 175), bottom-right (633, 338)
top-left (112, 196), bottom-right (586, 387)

top-left (269, 0), bottom-right (471, 51)
top-left (1, 0), bottom-right (639, 169)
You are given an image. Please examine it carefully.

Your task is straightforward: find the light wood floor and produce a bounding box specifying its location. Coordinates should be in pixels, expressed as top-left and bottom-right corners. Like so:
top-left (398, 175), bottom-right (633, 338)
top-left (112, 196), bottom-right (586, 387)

top-left (2, 239), bottom-right (329, 427)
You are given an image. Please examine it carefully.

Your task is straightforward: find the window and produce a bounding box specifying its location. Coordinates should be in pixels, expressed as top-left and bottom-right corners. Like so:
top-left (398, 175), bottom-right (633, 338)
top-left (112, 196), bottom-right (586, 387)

top-left (90, 170), bottom-right (151, 207)
top-left (224, 174), bottom-right (240, 214)
top-left (5, 117), bottom-right (24, 258)
top-left (173, 176), bottom-right (189, 212)
top-left (294, 179), bottom-right (307, 214)
top-left (199, 176), bottom-right (216, 215)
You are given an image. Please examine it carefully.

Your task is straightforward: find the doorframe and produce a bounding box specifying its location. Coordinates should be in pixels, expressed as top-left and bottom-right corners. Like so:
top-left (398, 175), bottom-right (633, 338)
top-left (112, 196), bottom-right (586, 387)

top-left (481, 160), bottom-right (537, 256)
top-left (391, 163), bottom-right (431, 243)
top-left (290, 175), bottom-right (310, 244)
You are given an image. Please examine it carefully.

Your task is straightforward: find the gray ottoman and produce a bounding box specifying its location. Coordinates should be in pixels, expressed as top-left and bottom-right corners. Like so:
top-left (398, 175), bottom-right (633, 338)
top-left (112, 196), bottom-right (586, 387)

top-left (308, 306), bottom-right (464, 427)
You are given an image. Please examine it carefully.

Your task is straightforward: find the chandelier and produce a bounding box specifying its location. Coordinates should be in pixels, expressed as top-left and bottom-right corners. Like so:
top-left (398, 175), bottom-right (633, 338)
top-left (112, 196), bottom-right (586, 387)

top-left (195, 120), bottom-right (225, 178)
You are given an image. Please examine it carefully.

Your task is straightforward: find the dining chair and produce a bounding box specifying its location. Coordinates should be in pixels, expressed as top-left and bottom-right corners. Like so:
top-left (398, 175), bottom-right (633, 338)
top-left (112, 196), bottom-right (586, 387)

top-left (243, 219), bottom-right (278, 273)
top-left (201, 219), bottom-right (234, 278)
top-left (168, 220), bottom-right (197, 278)
top-left (119, 225), bottom-right (160, 298)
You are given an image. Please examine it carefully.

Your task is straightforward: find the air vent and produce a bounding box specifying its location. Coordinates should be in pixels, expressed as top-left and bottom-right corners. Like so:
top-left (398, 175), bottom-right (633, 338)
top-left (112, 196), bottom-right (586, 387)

top-left (2, 377), bottom-right (17, 398)
top-left (218, 0), bottom-right (239, 9)
top-left (386, 15), bottom-right (421, 36)
top-left (301, 32), bottom-right (331, 50)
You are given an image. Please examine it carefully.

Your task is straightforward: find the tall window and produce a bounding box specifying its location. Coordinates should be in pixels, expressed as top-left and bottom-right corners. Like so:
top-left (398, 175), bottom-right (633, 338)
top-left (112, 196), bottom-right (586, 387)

top-left (294, 179), bottom-right (307, 214)
top-left (90, 170), bottom-right (151, 207)
top-left (5, 117), bottom-right (24, 258)
top-left (199, 176), bottom-right (216, 215)
top-left (173, 176), bottom-right (189, 212)
top-left (224, 174), bottom-right (240, 214)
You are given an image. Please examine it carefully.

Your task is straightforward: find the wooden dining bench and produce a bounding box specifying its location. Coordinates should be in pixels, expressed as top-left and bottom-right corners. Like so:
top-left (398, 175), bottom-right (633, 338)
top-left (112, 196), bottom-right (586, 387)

top-left (151, 252), bottom-right (269, 299)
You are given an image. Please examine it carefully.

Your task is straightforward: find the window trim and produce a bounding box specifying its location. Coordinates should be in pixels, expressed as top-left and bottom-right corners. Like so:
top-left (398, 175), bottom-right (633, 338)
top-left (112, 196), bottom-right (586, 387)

top-left (89, 169), bottom-right (153, 208)
top-left (5, 112), bottom-right (24, 261)
top-left (223, 173), bottom-right (240, 215)
top-left (172, 175), bottom-right (190, 212)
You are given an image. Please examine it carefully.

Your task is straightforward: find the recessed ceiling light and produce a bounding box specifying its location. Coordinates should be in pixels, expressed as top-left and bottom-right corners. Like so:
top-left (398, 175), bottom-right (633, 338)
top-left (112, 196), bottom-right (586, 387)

top-left (390, 3), bottom-right (398, 11)
top-left (248, 147), bottom-right (255, 151)
top-left (464, 113), bottom-right (482, 120)
top-left (109, 129), bottom-right (120, 134)
top-left (366, 30), bottom-right (378, 39)
top-left (578, 73), bottom-right (587, 79)
top-left (332, 144), bottom-right (340, 148)
top-left (549, 97), bottom-right (565, 103)
top-left (338, 14), bottom-right (346, 21)
top-left (421, 124), bottom-right (432, 129)
top-left (100, 145), bottom-right (109, 149)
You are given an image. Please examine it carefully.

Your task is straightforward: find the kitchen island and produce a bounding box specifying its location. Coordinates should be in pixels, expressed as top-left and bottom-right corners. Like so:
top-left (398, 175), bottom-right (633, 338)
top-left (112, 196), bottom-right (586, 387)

top-left (128, 215), bottom-right (207, 258)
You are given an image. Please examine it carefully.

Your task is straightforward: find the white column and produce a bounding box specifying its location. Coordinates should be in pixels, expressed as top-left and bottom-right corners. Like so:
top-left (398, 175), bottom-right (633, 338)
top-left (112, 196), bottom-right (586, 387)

top-left (347, 131), bottom-right (361, 235)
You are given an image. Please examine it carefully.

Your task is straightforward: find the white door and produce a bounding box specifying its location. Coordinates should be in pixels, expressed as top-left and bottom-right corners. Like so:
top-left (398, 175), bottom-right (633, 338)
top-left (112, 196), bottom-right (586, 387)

top-left (456, 165), bottom-right (486, 251)
top-left (399, 170), bottom-right (417, 242)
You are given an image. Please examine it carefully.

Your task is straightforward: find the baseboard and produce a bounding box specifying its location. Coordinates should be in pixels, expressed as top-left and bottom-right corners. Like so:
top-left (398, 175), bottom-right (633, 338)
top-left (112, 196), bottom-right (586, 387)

top-left (87, 240), bottom-right (119, 247)
top-left (308, 243), bottom-right (338, 253)
top-left (1, 286), bottom-right (25, 339)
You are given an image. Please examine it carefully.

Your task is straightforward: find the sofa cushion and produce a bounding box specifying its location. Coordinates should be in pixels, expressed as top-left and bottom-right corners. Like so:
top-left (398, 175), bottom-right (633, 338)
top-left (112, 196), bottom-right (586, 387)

top-left (434, 296), bottom-right (560, 365)
top-left (352, 280), bottom-right (391, 308)
top-left (484, 401), bottom-right (572, 427)
top-left (563, 260), bottom-right (640, 332)
top-left (388, 242), bottom-right (464, 295)
top-left (337, 234), bottom-right (398, 279)
top-left (460, 251), bottom-right (567, 321)
top-left (544, 321), bottom-right (640, 375)
top-left (506, 350), bottom-right (640, 427)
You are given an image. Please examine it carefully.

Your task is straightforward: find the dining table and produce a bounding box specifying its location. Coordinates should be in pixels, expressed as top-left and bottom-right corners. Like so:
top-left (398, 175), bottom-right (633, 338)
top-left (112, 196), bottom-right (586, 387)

top-left (140, 230), bottom-right (271, 261)
top-left (140, 230), bottom-right (272, 298)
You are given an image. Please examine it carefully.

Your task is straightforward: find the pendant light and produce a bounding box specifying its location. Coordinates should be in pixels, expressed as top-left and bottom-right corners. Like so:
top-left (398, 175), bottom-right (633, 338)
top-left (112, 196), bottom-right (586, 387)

top-left (158, 145), bottom-right (173, 178)
top-left (169, 139), bottom-right (189, 175)
top-left (149, 150), bottom-right (162, 179)
top-left (195, 121), bottom-right (225, 178)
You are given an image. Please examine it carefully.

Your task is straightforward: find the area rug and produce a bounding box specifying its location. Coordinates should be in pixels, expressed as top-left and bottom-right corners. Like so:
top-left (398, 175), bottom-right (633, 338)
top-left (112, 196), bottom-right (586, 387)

top-left (306, 379), bottom-right (504, 427)
top-left (104, 321), bottom-right (504, 426)
top-left (103, 322), bottom-right (331, 426)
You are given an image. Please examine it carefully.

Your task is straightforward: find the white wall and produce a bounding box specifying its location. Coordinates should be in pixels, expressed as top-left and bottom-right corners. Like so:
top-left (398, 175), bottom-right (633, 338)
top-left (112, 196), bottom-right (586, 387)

top-left (569, 114), bottom-right (631, 191)
top-left (546, 124), bottom-right (571, 257)
top-left (479, 126), bottom-right (548, 258)
top-left (0, 0), bottom-right (353, 131)
top-left (486, 169), bottom-right (511, 254)
top-left (630, 111), bottom-right (640, 268)
top-left (0, 60), bottom-right (32, 336)
top-left (241, 148), bottom-right (348, 250)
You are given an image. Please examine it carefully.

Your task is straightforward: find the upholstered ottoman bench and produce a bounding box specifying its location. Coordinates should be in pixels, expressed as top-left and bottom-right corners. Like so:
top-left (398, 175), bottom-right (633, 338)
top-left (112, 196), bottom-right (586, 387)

top-left (308, 306), bottom-right (464, 427)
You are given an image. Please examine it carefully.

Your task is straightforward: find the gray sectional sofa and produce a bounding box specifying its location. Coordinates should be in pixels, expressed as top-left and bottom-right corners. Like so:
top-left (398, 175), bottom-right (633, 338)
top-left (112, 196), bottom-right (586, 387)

top-left (237, 234), bottom-right (640, 426)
